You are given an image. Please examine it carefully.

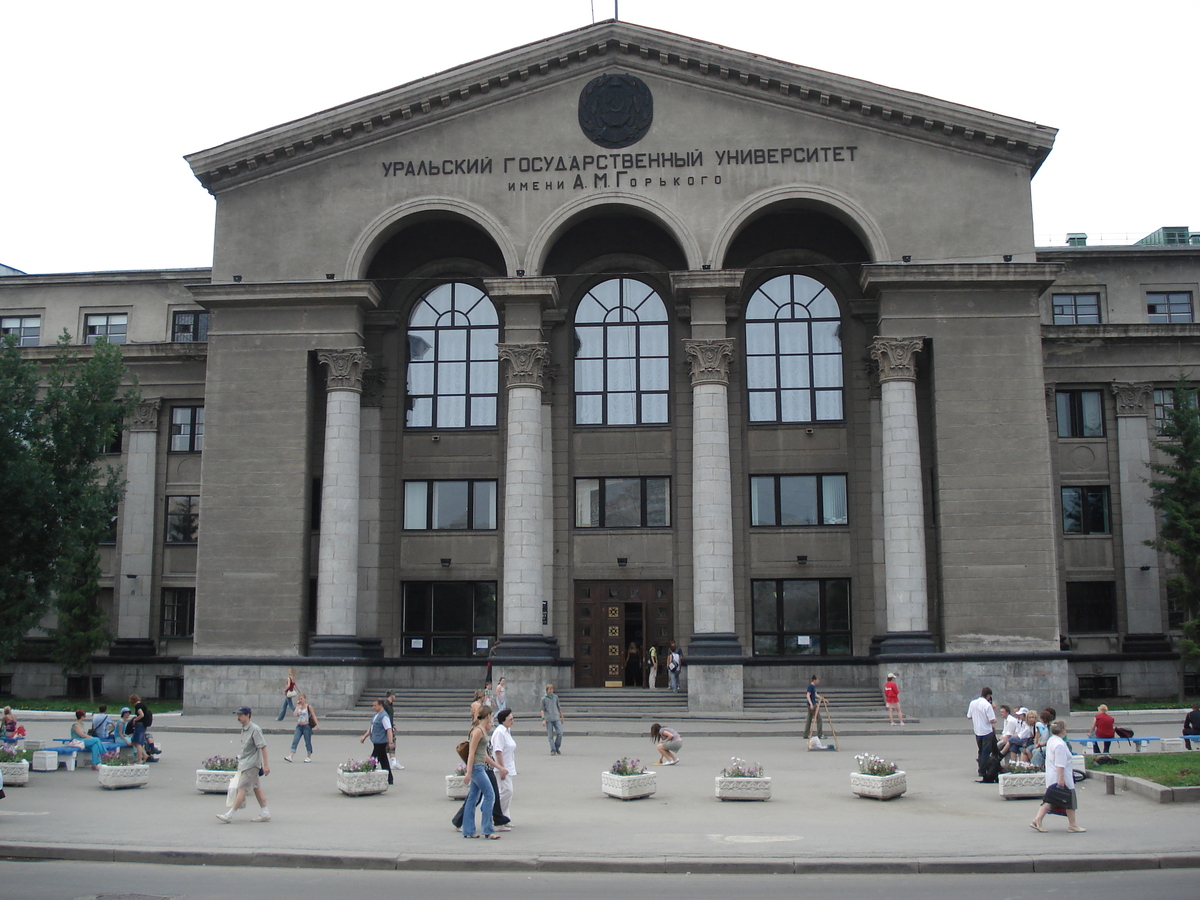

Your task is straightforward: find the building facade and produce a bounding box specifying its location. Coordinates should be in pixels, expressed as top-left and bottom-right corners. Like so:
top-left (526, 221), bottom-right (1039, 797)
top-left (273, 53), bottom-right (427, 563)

top-left (1, 22), bottom-right (1194, 714)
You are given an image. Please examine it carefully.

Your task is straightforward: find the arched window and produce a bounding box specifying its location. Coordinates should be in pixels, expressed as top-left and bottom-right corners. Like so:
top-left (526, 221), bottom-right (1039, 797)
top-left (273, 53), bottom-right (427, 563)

top-left (573, 278), bottom-right (669, 426)
top-left (406, 282), bottom-right (498, 428)
top-left (745, 274), bottom-right (843, 423)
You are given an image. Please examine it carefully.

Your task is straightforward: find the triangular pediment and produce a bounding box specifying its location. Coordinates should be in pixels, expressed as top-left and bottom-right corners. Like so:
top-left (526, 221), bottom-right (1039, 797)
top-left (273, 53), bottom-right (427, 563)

top-left (186, 20), bottom-right (1055, 194)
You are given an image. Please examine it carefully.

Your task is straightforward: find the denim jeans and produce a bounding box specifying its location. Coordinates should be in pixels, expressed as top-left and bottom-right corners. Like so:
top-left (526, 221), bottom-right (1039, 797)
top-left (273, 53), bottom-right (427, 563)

top-left (278, 695), bottom-right (295, 721)
top-left (462, 763), bottom-right (495, 836)
top-left (290, 724), bottom-right (312, 754)
top-left (546, 719), bottom-right (563, 753)
top-left (668, 669), bottom-right (679, 692)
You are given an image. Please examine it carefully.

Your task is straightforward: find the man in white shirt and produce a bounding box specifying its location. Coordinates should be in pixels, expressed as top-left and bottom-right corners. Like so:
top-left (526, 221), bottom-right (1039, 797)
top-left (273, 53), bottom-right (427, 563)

top-left (966, 687), bottom-right (997, 778)
top-left (490, 708), bottom-right (517, 828)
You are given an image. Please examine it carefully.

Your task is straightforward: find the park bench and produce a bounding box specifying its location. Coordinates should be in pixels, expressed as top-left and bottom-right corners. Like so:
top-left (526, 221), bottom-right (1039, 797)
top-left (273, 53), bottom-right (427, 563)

top-left (1066, 736), bottom-right (1161, 753)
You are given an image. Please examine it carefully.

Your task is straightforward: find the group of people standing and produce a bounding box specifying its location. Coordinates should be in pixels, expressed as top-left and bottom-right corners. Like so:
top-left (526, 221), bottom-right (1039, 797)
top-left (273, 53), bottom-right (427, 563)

top-left (623, 641), bottom-right (683, 691)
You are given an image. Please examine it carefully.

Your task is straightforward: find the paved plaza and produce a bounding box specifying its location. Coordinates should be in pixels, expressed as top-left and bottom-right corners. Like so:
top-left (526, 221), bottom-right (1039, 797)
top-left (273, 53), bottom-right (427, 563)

top-left (1, 709), bottom-right (1197, 874)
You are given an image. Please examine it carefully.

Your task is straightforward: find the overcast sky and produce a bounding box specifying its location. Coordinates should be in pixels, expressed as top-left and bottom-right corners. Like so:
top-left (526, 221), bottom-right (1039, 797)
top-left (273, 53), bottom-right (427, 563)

top-left (3, 1), bottom-right (1196, 274)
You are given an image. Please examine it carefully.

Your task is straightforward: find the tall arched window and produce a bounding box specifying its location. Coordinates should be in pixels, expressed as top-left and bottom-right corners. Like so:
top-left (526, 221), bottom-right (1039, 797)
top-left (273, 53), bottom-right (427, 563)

top-left (406, 282), bottom-right (498, 428)
top-left (745, 274), bottom-right (843, 423)
top-left (574, 278), bottom-right (669, 426)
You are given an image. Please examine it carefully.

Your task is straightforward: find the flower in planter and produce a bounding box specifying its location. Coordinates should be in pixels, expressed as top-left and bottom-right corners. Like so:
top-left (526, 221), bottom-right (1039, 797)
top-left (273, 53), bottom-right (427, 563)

top-left (720, 757), bottom-right (765, 778)
top-left (338, 758), bottom-right (380, 774)
top-left (99, 750), bottom-right (138, 767)
top-left (0, 747), bottom-right (31, 764)
top-left (200, 755), bottom-right (239, 771)
top-left (451, 763), bottom-right (467, 777)
top-left (1001, 759), bottom-right (1044, 774)
top-left (854, 753), bottom-right (898, 776)
top-left (610, 757), bottom-right (646, 776)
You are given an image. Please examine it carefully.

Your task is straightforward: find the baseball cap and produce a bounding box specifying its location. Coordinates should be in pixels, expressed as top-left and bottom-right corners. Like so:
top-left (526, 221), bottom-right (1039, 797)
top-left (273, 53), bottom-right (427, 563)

top-left (235, 706), bottom-right (252, 716)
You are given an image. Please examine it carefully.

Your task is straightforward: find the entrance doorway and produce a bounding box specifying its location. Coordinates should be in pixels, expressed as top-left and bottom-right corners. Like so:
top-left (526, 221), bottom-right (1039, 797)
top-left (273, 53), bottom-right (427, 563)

top-left (573, 581), bottom-right (673, 688)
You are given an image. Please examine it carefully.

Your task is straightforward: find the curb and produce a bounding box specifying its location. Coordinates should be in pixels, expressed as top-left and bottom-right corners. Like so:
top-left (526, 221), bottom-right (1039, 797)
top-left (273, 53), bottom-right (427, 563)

top-left (2, 842), bottom-right (1198, 875)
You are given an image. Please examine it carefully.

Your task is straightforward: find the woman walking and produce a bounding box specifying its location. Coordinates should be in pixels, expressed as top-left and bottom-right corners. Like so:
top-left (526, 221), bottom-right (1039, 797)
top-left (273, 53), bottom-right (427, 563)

top-left (1030, 720), bottom-right (1086, 834)
top-left (490, 708), bottom-right (517, 826)
top-left (462, 708), bottom-right (504, 839)
top-left (284, 694), bottom-right (319, 762)
top-left (883, 673), bottom-right (904, 726)
top-left (278, 668), bottom-right (298, 721)
top-left (650, 723), bottom-right (683, 766)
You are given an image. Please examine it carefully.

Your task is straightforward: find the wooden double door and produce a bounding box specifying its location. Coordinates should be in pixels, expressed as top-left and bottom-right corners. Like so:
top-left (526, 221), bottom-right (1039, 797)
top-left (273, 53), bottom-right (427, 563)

top-left (573, 581), bottom-right (674, 688)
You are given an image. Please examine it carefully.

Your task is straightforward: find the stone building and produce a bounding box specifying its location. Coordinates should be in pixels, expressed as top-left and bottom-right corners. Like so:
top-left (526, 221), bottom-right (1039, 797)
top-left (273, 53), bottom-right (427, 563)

top-left (2, 21), bottom-right (1195, 714)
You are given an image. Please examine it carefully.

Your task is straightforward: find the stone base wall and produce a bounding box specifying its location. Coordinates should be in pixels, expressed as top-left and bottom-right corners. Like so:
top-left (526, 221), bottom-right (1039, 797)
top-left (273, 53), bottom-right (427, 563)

top-left (489, 664), bottom-right (574, 715)
top-left (894, 658), bottom-right (1070, 717)
top-left (1069, 658), bottom-right (1182, 699)
top-left (183, 663), bottom-right (368, 715)
top-left (687, 664), bottom-right (744, 713)
top-left (2, 661), bottom-right (180, 702)
top-left (744, 663), bottom-right (879, 690)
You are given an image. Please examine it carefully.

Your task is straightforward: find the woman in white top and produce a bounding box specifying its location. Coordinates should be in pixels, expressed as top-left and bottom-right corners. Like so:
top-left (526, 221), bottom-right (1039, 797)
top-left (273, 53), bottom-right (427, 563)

top-left (284, 694), bottom-right (318, 762)
top-left (1030, 720), bottom-right (1086, 833)
top-left (489, 708), bottom-right (517, 827)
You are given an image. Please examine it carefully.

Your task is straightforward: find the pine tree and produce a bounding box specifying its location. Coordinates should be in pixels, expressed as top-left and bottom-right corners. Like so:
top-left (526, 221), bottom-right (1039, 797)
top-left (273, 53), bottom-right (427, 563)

top-left (49, 518), bottom-right (111, 703)
top-left (1145, 376), bottom-right (1200, 689)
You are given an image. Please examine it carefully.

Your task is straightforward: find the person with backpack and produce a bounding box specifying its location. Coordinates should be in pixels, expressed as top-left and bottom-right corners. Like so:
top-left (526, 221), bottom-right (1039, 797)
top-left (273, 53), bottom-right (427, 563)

top-left (667, 642), bottom-right (682, 693)
top-left (90, 706), bottom-right (113, 741)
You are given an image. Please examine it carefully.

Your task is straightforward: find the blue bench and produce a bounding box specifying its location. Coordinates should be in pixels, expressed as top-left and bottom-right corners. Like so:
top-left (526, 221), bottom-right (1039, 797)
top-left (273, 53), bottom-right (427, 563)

top-left (1066, 736), bottom-right (1160, 752)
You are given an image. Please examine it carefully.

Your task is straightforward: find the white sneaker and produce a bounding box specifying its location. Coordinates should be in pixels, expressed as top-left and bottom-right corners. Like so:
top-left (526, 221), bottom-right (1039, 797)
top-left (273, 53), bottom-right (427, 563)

top-left (303, 757), bottom-right (311, 763)
top-left (284, 755), bottom-right (294, 762)
top-left (216, 812), bottom-right (233, 824)
top-left (251, 813), bottom-right (271, 822)
top-left (394, 763), bottom-right (405, 770)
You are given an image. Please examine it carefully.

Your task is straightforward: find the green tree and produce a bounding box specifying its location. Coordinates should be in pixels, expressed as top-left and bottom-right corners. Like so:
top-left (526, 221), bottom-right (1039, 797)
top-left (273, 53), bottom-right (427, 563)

top-left (49, 518), bottom-right (111, 702)
top-left (1146, 376), bottom-right (1200, 689)
top-left (0, 333), bottom-right (134, 665)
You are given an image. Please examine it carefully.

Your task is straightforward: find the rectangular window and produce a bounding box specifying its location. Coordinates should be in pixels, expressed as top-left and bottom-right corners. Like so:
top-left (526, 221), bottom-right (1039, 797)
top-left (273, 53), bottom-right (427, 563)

top-left (401, 581), bottom-right (496, 656)
top-left (1066, 581), bottom-right (1117, 633)
top-left (402, 480), bottom-right (497, 530)
top-left (169, 406), bottom-right (204, 452)
top-left (1061, 486), bottom-right (1110, 534)
top-left (1051, 293), bottom-right (1101, 325)
top-left (165, 495), bottom-right (200, 543)
top-left (1147, 291), bottom-right (1194, 323)
top-left (750, 474), bottom-right (848, 526)
top-left (751, 578), bottom-right (851, 656)
top-left (574, 477), bottom-right (670, 527)
top-left (1, 315), bottom-right (40, 345)
top-left (1153, 387), bottom-right (1198, 435)
top-left (172, 310), bottom-right (209, 342)
top-left (85, 313), bottom-right (127, 344)
top-left (161, 588), bottom-right (196, 637)
top-left (1056, 390), bottom-right (1104, 438)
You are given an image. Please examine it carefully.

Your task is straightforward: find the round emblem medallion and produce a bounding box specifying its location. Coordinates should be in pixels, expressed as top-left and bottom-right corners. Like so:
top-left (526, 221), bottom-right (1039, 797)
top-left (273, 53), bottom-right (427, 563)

top-left (578, 73), bottom-right (653, 149)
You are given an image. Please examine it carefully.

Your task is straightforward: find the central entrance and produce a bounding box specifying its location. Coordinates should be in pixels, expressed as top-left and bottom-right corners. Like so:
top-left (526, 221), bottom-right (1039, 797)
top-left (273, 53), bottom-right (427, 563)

top-left (573, 581), bottom-right (673, 687)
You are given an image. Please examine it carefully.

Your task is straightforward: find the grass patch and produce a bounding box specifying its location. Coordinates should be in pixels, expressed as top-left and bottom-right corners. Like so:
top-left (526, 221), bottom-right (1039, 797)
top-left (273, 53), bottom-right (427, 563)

top-left (1086, 751), bottom-right (1200, 787)
top-left (1070, 697), bottom-right (1200, 712)
top-left (0, 698), bottom-right (182, 714)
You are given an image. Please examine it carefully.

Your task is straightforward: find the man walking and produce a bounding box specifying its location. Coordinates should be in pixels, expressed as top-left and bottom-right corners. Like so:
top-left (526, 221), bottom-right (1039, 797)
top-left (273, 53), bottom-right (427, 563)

top-left (540, 684), bottom-right (564, 755)
top-left (360, 698), bottom-right (395, 785)
top-left (382, 690), bottom-right (403, 769)
top-left (967, 686), bottom-right (997, 778)
top-left (216, 706), bottom-right (270, 823)
top-left (804, 674), bottom-right (824, 740)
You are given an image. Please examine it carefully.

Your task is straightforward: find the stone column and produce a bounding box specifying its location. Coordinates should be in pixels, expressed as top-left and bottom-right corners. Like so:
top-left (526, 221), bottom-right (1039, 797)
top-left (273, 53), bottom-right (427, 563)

top-left (496, 343), bottom-right (553, 655)
top-left (311, 348), bottom-right (378, 657)
top-left (114, 398), bottom-right (161, 655)
top-left (1111, 382), bottom-right (1169, 649)
top-left (541, 372), bottom-right (556, 640)
top-left (869, 336), bottom-right (936, 653)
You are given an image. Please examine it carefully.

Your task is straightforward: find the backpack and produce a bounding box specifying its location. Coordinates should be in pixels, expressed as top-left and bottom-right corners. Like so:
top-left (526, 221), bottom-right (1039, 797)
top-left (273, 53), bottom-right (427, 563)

top-left (980, 753), bottom-right (1002, 783)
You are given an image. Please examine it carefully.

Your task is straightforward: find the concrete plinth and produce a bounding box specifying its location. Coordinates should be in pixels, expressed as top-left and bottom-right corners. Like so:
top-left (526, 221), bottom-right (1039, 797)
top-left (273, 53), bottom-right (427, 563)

top-left (687, 663), bottom-right (744, 713)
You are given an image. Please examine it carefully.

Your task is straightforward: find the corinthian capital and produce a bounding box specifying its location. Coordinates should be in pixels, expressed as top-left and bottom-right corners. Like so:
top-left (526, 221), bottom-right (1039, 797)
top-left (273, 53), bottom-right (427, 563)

top-left (129, 397), bottom-right (161, 432)
top-left (497, 342), bottom-right (550, 390)
top-left (317, 348), bottom-right (371, 393)
top-left (870, 336), bottom-right (925, 383)
top-left (1111, 382), bottom-right (1154, 417)
top-left (684, 339), bottom-right (735, 386)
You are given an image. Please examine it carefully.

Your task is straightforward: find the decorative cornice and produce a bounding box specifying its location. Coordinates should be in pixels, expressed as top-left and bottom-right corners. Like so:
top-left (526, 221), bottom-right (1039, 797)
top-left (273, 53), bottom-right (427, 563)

top-left (498, 342), bottom-right (550, 390)
top-left (860, 263), bottom-right (1064, 294)
top-left (1111, 382), bottom-right (1154, 417)
top-left (870, 337), bottom-right (924, 383)
top-left (317, 348), bottom-right (371, 393)
top-left (685, 339), bottom-right (735, 386)
top-left (128, 397), bottom-right (161, 432)
top-left (186, 22), bottom-right (1055, 195)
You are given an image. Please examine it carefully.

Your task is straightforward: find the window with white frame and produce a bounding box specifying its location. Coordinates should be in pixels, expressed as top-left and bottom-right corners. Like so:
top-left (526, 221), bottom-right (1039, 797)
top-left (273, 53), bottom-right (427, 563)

top-left (573, 278), bottom-right (670, 426)
top-left (85, 313), bottom-right (127, 344)
top-left (1147, 291), bottom-right (1194, 323)
top-left (403, 480), bottom-right (497, 530)
top-left (750, 474), bottom-right (848, 526)
top-left (1051, 293), bottom-right (1101, 324)
top-left (1154, 386), bottom-right (1199, 435)
top-left (575, 477), bottom-right (670, 528)
top-left (1056, 390), bottom-right (1104, 438)
top-left (745, 274), bottom-right (843, 423)
top-left (169, 406), bottom-right (204, 452)
top-left (405, 282), bottom-right (498, 429)
top-left (1, 315), bottom-right (40, 345)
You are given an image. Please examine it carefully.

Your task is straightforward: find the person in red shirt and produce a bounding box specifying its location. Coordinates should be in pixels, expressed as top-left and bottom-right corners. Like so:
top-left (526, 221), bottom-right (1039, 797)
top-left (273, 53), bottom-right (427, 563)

top-left (883, 673), bottom-right (904, 726)
top-left (1091, 704), bottom-right (1116, 753)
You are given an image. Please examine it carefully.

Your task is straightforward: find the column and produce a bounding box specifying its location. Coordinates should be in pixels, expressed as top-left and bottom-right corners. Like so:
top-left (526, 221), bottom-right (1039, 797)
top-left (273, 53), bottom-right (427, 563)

top-left (1111, 382), bottom-right (1169, 649)
top-left (495, 342), bottom-right (554, 656)
top-left (114, 398), bottom-right (161, 655)
top-left (685, 339), bottom-right (739, 642)
top-left (311, 348), bottom-right (378, 657)
top-left (869, 336), bottom-right (936, 653)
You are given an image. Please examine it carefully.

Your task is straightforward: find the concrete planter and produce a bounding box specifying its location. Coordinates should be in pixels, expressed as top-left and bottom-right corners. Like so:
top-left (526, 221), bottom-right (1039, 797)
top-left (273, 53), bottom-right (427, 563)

top-left (445, 774), bottom-right (469, 799)
top-left (601, 771), bottom-right (657, 800)
top-left (337, 769), bottom-right (389, 796)
top-left (850, 770), bottom-right (907, 800)
top-left (715, 775), bottom-right (771, 801)
top-left (998, 772), bottom-right (1046, 799)
top-left (1161, 738), bottom-right (1186, 753)
top-left (196, 769), bottom-right (238, 793)
top-left (0, 760), bottom-right (30, 786)
top-left (98, 763), bottom-right (149, 790)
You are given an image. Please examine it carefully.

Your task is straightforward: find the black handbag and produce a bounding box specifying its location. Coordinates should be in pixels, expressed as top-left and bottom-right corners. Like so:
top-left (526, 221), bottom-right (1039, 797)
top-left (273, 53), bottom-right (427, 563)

top-left (1042, 784), bottom-right (1073, 808)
